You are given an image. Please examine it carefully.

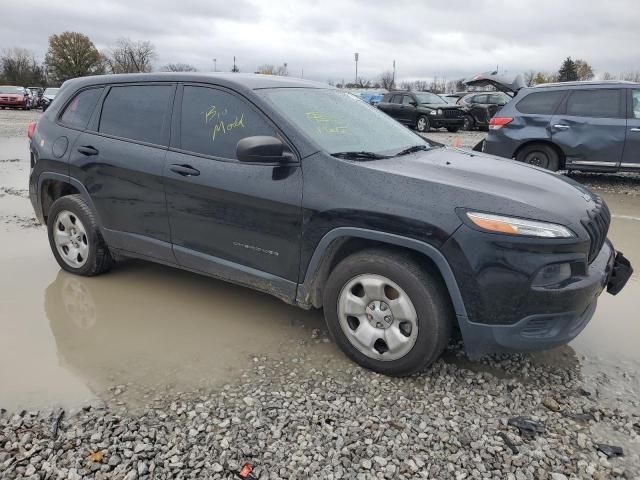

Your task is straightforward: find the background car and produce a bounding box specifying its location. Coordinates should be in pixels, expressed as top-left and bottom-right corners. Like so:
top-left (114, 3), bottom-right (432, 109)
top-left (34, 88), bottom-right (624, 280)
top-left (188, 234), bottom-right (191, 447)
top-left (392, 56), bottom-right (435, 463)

top-left (28, 87), bottom-right (43, 109)
top-left (0, 85), bottom-right (30, 109)
top-left (480, 80), bottom-right (640, 173)
top-left (377, 91), bottom-right (465, 132)
top-left (41, 87), bottom-right (60, 111)
top-left (457, 91), bottom-right (510, 130)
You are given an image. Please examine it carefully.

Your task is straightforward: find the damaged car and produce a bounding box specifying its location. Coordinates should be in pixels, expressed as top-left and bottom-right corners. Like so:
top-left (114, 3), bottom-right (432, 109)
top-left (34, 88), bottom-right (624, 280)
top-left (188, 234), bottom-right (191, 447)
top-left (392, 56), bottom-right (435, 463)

top-left (468, 73), bottom-right (640, 173)
top-left (28, 73), bottom-right (632, 376)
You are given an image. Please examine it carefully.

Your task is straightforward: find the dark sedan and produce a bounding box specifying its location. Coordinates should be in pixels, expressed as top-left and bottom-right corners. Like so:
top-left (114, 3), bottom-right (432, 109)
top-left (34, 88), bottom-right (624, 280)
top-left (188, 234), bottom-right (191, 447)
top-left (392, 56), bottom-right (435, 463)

top-left (377, 91), bottom-right (465, 132)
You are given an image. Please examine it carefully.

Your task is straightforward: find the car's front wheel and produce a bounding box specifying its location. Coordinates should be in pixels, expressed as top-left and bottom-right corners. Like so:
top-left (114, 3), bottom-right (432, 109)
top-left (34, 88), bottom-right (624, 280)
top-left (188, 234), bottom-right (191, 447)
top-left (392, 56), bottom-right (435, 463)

top-left (47, 195), bottom-right (114, 276)
top-left (516, 143), bottom-right (560, 171)
top-left (323, 249), bottom-right (452, 376)
top-left (416, 115), bottom-right (430, 133)
top-left (462, 115), bottom-right (474, 131)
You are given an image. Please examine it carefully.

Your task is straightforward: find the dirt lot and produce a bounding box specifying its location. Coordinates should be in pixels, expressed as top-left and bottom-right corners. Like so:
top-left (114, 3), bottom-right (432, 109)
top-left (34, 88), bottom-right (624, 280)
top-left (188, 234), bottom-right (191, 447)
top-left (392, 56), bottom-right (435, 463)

top-left (1, 110), bottom-right (639, 479)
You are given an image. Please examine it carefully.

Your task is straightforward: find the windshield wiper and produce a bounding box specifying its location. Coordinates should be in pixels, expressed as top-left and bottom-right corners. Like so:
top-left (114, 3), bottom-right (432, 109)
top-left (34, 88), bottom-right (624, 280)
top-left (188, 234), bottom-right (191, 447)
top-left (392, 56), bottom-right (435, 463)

top-left (331, 151), bottom-right (389, 160)
top-left (394, 145), bottom-right (429, 156)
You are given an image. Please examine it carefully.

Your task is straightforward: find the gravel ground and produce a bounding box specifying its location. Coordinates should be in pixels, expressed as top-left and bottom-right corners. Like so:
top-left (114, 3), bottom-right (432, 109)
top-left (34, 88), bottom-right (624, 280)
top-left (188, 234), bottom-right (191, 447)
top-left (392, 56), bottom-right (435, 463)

top-left (1, 111), bottom-right (639, 479)
top-left (0, 109), bottom-right (40, 137)
top-left (1, 346), bottom-right (638, 479)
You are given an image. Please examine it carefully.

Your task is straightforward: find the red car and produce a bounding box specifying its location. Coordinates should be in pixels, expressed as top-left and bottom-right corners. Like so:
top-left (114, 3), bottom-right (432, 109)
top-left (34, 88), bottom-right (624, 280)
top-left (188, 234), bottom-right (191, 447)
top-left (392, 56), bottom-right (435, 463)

top-left (0, 85), bottom-right (29, 109)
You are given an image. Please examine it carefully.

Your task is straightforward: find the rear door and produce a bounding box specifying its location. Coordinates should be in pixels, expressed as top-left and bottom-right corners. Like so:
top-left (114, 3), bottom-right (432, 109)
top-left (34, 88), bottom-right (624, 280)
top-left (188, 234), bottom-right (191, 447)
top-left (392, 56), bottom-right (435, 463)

top-left (69, 83), bottom-right (176, 262)
top-left (379, 94), bottom-right (402, 122)
top-left (164, 84), bottom-right (302, 295)
top-left (622, 88), bottom-right (640, 169)
top-left (550, 88), bottom-right (626, 168)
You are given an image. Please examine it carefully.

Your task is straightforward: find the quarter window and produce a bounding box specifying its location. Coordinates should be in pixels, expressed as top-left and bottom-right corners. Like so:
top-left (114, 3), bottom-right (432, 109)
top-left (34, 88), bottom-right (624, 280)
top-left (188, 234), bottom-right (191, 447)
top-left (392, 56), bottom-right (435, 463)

top-left (59, 88), bottom-right (103, 129)
top-left (515, 90), bottom-right (564, 115)
top-left (632, 90), bottom-right (640, 119)
top-left (99, 85), bottom-right (173, 145)
top-left (180, 86), bottom-right (277, 159)
top-left (565, 89), bottom-right (621, 118)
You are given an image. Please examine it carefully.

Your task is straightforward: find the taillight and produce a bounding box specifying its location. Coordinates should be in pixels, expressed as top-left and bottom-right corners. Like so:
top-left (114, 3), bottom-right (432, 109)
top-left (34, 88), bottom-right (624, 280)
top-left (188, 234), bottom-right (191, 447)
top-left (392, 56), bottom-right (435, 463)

top-left (27, 121), bottom-right (36, 139)
top-left (489, 117), bottom-right (513, 130)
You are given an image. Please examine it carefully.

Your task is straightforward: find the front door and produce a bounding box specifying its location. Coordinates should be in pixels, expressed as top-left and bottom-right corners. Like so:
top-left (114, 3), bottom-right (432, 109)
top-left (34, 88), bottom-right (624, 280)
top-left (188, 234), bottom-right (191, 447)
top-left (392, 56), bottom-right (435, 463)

top-left (550, 88), bottom-right (626, 168)
top-left (622, 89), bottom-right (640, 169)
top-left (399, 94), bottom-right (417, 125)
top-left (164, 85), bottom-right (303, 298)
top-left (69, 83), bottom-right (176, 262)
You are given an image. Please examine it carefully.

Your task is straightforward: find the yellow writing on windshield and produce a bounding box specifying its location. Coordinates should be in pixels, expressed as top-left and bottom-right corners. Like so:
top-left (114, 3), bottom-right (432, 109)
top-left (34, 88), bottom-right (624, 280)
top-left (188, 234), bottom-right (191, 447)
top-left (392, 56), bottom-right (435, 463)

top-left (305, 111), bottom-right (347, 135)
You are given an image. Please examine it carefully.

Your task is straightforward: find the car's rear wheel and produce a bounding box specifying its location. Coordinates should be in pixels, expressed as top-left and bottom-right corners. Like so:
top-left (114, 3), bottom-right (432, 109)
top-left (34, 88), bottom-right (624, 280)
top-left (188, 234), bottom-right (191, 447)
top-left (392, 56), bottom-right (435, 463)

top-left (516, 143), bottom-right (560, 171)
top-left (47, 195), bottom-right (113, 276)
top-left (323, 249), bottom-right (452, 376)
top-left (416, 115), bottom-right (430, 133)
top-left (462, 115), bottom-right (474, 131)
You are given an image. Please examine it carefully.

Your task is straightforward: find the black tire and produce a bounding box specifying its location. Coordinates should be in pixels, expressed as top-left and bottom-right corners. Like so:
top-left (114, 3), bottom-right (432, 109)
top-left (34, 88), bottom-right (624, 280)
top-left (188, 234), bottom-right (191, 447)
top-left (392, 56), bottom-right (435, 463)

top-left (462, 115), bottom-right (474, 131)
top-left (47, 195), bottom-right (113, 276)
top-left (516, 143), bottom-right (560, 171)
top-left (323, 248), bottom-right (453, 376)
top-left (416, 115), bottom-right (430, 133)
top-left (446, 127), bottom-right (460, 133)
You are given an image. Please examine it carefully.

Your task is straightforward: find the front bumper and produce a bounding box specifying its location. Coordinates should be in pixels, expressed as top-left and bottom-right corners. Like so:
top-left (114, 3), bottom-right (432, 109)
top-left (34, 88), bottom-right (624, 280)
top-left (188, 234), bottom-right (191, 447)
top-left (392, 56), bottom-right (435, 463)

top-left (442, 227), bottom-right (632, 357)
top-left (432, 117), bottom-right (465, 128)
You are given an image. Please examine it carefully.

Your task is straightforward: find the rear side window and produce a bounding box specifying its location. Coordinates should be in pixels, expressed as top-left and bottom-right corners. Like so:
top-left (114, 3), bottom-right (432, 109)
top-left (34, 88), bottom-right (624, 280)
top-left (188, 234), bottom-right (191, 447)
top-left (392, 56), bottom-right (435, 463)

top-left (99, 85), bottom-right (173, 145)
top-left (473, 94), bottom-right (488, 104)
top-left (59, 88), bottom-right (103, 129)
top-left (516, 90), bottom-right (564, 115)
top-left (565, 89), bottom-right (621, 118)
top-left (180, 86), bottom-right (277, 159)
top-left (632, 90), bottom-right (640, 119)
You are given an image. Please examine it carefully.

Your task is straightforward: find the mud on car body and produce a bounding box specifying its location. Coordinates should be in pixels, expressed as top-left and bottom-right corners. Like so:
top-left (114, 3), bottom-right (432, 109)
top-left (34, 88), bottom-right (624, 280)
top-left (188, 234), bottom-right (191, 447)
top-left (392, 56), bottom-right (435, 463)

top-left (28, 73), bottom-right (633, 376)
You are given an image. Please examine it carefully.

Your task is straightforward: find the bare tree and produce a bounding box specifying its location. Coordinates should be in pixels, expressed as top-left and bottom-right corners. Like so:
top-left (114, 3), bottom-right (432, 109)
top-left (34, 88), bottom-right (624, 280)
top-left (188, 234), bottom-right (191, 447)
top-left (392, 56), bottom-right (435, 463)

top-left (574, 59), bottom-right (595, 81)
top-left (1, 48), bottom-right (46, 85)
top-left (601, 71), bottom-right (615, 80)
top-left (160, 63), bottom-right (197, 72)
top-left (256, 64), bottom-right (276, 75)
top-left (379, 70), bottom-right (395, 90)
top-left (106, 38), bottom-right (156, 74)
top-left (413, 80), bottom-right (429, 92)
top-left (621, 71), bottom-right (640, 82)
top-left (399, 81), bottom-right (413, 91)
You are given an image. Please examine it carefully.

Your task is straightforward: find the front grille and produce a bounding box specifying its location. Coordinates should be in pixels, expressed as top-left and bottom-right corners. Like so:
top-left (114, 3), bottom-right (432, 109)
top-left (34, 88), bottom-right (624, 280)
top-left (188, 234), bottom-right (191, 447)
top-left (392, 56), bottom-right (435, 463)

top-left (581, 199), bottom-right (610, 263)
top-left (443, 108), bottom-right (463, 118)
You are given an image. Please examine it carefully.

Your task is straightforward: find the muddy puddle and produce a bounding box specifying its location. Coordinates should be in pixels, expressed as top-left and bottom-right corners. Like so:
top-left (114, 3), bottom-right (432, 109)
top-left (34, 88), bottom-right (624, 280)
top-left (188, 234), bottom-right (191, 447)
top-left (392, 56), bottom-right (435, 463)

top-left (1, 136), bottom-right (639, 412)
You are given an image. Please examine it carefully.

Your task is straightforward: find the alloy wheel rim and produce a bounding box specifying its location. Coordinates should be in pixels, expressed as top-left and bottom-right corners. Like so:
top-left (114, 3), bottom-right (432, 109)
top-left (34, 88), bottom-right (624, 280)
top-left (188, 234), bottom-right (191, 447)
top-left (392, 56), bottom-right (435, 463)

top-left (53, 210), bottom-right (89, 268)
top-left (417, 117), bottom-right (427, 131)
top-left (337, 274), bottom-right (419, 361)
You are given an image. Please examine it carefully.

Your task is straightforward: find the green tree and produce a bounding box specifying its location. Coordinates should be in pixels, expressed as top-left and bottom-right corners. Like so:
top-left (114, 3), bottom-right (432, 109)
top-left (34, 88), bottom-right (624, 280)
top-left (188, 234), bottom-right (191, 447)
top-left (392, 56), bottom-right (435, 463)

top-left (45, 32), bottom-right (104, 83)
top-left (558, 57), bottom-right (579, 82)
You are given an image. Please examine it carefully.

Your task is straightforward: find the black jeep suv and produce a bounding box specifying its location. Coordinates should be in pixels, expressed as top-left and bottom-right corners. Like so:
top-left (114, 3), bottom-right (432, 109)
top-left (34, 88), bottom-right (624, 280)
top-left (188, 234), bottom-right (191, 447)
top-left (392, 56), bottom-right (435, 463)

top-left (28, 73), bottom-right (632, 376)
top-left (377, 91), bottom-right (465, 132)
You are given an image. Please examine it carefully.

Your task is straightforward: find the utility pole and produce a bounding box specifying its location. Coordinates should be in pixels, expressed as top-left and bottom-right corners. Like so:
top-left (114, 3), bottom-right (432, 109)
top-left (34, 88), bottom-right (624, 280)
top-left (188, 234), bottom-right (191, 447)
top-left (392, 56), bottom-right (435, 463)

top-left (301, 67), bottom-right (304, 78)
top-left (354, 52), bottom-right (359, 85)
top-left (392, 60), bottom-right (396, 88)
top-left (213, 58), bottom-right (217, 72)
top-left (284, 62), bottom-right (288, 76)
top-left (232, 56), bottom-right (238, 72)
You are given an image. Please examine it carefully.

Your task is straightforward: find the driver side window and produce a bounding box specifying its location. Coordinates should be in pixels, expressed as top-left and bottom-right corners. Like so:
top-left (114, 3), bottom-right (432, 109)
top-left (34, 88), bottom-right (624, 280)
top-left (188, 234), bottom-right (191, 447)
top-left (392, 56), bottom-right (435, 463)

top-left (402, 95), bottom-right (415, 105)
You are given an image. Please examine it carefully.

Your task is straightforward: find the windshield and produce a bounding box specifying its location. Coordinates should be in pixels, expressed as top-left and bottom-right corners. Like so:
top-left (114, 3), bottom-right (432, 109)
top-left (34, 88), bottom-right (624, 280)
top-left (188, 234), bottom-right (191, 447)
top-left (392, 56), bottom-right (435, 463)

top-left (415, 92), bottom-right (447, 105)
top-left (44, 88), bottom-right (59, 96)
top-left (0, 86), bottom-right (22, 94)
top-left (260, 88), bottom-right (430, 155)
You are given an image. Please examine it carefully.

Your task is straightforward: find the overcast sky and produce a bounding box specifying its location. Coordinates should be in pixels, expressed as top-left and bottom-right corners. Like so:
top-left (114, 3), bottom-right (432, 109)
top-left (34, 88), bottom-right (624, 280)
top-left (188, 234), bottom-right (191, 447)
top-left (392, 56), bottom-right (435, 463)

top-left (2, 0), bottom-right (638, 83)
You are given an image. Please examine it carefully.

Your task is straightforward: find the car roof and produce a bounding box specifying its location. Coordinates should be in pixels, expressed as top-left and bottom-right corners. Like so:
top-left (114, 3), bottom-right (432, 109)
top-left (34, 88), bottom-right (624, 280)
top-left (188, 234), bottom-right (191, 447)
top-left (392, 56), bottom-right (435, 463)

top-left (62, 73), bottom-right (331, 91)
top-left (531, 80), bottom-right (639, 89)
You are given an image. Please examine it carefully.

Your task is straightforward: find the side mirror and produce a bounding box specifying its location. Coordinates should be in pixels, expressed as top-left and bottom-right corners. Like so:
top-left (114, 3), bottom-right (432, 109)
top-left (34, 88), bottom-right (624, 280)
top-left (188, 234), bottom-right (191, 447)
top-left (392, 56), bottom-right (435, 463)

top-left (410, 101), bottom-right (418, 106)
top-left (236, 136), bottom-right (289, 163)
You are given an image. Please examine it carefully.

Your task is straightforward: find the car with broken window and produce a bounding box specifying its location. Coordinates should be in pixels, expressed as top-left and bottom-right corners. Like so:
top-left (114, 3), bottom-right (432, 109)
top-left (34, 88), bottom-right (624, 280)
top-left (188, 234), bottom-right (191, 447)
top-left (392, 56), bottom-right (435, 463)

top-left (457, 91), bottom-right (510, 130)
top-left (28, 73), bottom-right (632, 376)
top-left (468, 73), bottom-right (640, 173)
top-left (377, 91), bottom-right (466, 132)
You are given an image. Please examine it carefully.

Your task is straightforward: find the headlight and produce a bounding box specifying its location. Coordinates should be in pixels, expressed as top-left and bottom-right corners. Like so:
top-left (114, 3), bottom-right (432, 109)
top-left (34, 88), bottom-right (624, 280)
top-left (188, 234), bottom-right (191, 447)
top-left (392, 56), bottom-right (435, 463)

top-left (437, 109), bottom-right (443, 115)
top-left (466, 212), bottom-right (575, 238)
top-left (429, 110), bottom-right (437, 115)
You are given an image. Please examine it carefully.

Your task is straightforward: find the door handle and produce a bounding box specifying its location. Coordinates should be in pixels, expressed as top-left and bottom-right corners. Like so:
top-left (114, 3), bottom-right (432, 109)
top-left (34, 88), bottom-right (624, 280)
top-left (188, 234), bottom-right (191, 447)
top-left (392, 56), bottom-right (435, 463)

top-left (169, 164), bottom-right (200, 176)
top-left (631, 128), bottom-right (640, 132)
top-left (553, 124), bottom-right (570, 130)
top-left (77, 145), bottom-right (99, 156)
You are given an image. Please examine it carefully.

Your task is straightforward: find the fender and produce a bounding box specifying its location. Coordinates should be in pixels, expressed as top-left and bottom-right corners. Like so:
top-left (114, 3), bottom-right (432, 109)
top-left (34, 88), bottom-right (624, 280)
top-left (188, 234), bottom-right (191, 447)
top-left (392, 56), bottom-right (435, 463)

top-left (36, 172), bottom-right (103, 226)
top-left (296, 227), bottom-right (468, 320)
